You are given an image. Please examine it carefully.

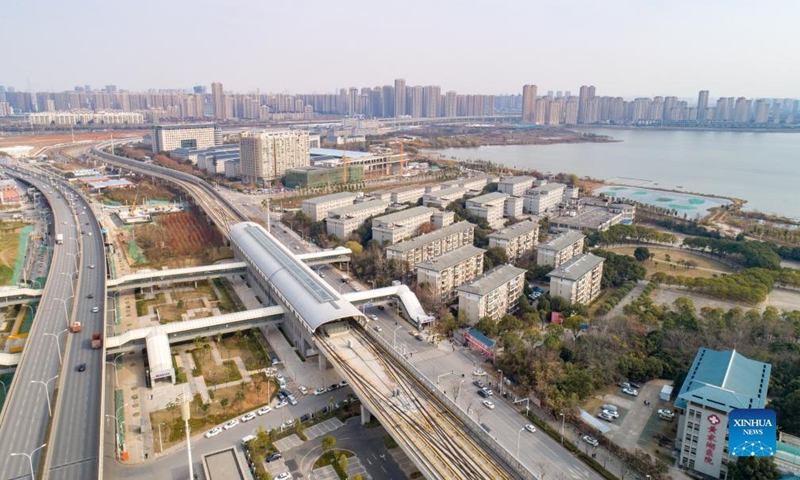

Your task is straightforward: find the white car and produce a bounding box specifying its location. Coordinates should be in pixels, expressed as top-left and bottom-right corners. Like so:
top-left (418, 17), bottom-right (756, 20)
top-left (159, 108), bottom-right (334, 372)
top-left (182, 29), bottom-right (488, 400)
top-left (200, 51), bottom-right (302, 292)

top-left (598, 411), bottom-right (614, 422)
top-left (482, 400), bottom-right (495, 409)
top-left (298, 386), bottom-right (308, 395)
top-left (275, 399), bottom-right (288, 409)
top-left (582, 435), bottom-right (599, 447)
top-left (313, 387), bottom-right (326, 396)
top-left (339, 380), bottom-right (349, 387)
top-left (525, 424), bottom-right (536, 433)
top-left (92, 307), bottom-right (99, 313)
top-left (205, 427), bottom-right (222, 438)
top-left (273, 473), bottom-right (292, 480)
top-left (369, 314), bottom-right (378, 321)
top-left (473, 369), bottom-right (486, 376)
top-left (602, 409), bottom-right (619, 419)
top-left (622, 387), bottom-right (639, 396)
top-left (241, 412), bottom-right (256, 422)
top-left (281, 419), bottom-right (295, 429)
top-left (256, 406), bottom-right (271, 416)
top-left (658, 408), bottom-right (674, 418)
top-left (373, 325), bottom-right (383, 332)
top-left (223, 419), bottom-right (239, 430)
top-left (287, 394), bottom-right (298, 406)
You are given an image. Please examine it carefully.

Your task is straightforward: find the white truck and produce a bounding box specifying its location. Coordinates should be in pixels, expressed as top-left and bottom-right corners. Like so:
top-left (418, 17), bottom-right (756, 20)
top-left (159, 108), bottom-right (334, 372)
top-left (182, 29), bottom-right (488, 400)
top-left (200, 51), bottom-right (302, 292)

top-left (56, 233), bottom-right (64, 245)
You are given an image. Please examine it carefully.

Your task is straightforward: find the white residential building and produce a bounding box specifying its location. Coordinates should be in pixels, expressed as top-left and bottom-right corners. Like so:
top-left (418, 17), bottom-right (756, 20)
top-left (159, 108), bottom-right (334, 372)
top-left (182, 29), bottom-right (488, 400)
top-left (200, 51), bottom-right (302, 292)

top-left (457, 264), bottom-right (527, 323)
top-left (548, 253), bottom-right (604, 304)
top-left (152, 124), bottom-right (218, 153)
top-left (391, 185), bottom-right (427, 204)
top-left (488, 220), bottom-right (540, 263)
top-left (536, 230), bottom-right (585, 267)
top-left (372, 206), bottom-right (453, 245)
top-left (240, 130), bottom-right (310, 185)
top-left (301, 192), bottom-right (358, 222)
top-left (498, 176), bottom-right (536, 196)
top-left (423, 186), bottom-right (467, 208)
top-left (466, 192), bottom-right (509, 229)
top-left (523, 182), bottom-right (566, 214)
top-left (505, 196), bottom-right (524, 218)
top-left (416, 245), bottom-right (485, 299)
top-left (386, 221), bottom-right (475, 268)
top-left (325, 199), bottom-right (390, 239)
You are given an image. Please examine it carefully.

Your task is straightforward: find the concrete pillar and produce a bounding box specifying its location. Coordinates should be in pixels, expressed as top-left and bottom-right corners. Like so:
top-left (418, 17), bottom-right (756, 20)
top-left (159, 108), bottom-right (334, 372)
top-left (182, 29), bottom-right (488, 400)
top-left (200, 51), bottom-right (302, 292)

top-left (318, 353), bottom-right (327, 371)
top-left (361, 404), bottom-right (371, 425)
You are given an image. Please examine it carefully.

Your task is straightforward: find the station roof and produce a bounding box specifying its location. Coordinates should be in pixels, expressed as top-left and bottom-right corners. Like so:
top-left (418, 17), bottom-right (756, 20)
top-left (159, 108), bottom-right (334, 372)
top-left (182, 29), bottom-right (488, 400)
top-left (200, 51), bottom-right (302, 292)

top-left (230, 222), bottom-right (365, 332)
top-left (146, 327), bottom-right (174, 377)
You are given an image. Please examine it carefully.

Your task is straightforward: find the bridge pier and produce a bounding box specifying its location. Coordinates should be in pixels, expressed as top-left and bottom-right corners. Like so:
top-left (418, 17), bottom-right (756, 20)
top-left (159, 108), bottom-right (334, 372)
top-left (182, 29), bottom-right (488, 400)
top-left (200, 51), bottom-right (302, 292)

top-left (360, 404), bottom-right (371, 425)
top-left (318, 353), bottom-right (327, 371)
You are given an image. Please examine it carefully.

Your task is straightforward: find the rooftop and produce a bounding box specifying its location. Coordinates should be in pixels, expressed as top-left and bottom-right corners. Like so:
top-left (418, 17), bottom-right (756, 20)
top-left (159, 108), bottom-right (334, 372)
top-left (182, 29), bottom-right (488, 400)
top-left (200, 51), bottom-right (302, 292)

top-left (373, 206), bottom-right (436, 227)
top-left (548, 253), bottom-right (605, 281)
top-left (416, 245), bottom-right (485, 272)
top-left (466, 192), bottom-right (509, 205)
top-left (538, 230), bottom-right (585, 252)
top-left (154, 123), bottom-right (216, 130)
top-left (386, 221), bottom-right (475, 253)
top-left (457, 264), bottom-right (526, 296)
top-left (392, 185), bottom-right (428, 193)
top-left (328, 199), bottom-right (389, 218)
top-left (426, 186), bottom-right (467, 198)
top-left (675, 348), bottom-right (771, 413)
top-left (302, 192), bottom-right (359, 205)
top-left (488, 220), bottom-right (540, 240)
top-left (499, 176), bottom-right (536, 185)
top-left (553, 206), bottom-right (621, 230)
top-left (527, 182), bottom-right (566, 194)
top-left (310, 147), bottom-right (372, 159)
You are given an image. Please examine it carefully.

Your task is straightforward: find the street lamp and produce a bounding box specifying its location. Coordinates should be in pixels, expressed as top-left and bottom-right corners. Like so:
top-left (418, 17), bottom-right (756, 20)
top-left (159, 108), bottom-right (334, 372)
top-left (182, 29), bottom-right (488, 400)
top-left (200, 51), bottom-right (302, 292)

top-left (43, 328), bottom-right (68, 365)
top-left (111, 403), bottom-right (129, 459)
top-left (107, 352), bottom-right (124, 386)
top-left (61, 272), bottom-right (76, 296)
top-left (393, 325), bottom-right (404, 348)
top-left (497, 369), bottom-right (504, 394)
top-left (10, 443), bottom-right (46, 480)
top-left (0, 378), bottom-right (6, 398)
top-left (517, 425), bottom-right (527, 457)
top-left (559, 412), bottom-right (566, 445)
top-left (437, 370), bottom-right (454, 386)
top-left (66, 247), bottom-right (79, 271)
top-left (54, 296), bottom-right (73, 327)
top-left (31, 375), bottom-right (59, 417)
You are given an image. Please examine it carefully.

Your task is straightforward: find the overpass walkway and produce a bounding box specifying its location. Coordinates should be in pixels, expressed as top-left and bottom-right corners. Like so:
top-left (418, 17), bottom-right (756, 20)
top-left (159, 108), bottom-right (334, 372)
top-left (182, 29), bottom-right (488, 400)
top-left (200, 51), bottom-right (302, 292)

top-left (343, 285), bottom-right (435, 327)
top-left (107, 262), bottom-right (248, 291)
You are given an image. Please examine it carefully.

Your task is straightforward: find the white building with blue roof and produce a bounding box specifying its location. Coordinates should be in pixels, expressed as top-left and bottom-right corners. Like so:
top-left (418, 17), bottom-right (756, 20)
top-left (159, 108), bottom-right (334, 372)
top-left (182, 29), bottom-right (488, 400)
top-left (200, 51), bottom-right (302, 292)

top-left (674, 348), bottom-right (771, 479)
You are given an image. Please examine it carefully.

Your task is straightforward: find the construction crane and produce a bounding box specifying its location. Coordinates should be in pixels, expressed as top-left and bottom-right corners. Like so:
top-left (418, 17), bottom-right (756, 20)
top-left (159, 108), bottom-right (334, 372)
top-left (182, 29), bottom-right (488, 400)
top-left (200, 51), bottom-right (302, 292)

top-left (399, 142), bottom-right (406, 176)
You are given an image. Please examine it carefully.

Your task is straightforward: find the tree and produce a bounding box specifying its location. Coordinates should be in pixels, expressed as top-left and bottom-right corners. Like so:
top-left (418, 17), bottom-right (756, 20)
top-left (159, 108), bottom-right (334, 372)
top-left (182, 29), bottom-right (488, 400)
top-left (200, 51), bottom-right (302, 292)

top-left (321, 435), bottom-right (336, 454)
top-left (344, 241), bottom-right (363, 255)
top-left (486, 247), bottom-right (509, 267)
top-left (475, 317), bottom-right (498, 337)
top-left (563, 315), bottom-right (585, 339)
top-left (337, 453), bottom-right (348, 470)
top-left (634, 247), bottom-right (651, 262)
top-left (727, 456), bottom-right (779, 480)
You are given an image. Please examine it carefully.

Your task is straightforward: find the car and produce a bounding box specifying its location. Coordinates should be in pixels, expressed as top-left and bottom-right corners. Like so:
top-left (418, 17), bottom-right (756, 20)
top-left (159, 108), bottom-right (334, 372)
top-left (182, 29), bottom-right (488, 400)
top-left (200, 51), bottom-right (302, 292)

top-left (266, 452), bottom-right (283, 463)
top-left (223, 419), bottom-right (239, 430)
top-left (478, 389), bottom-right (489, 398)
top-left (369, 314), bottom-right (378, 321)
top-left (482, 400), bottom-right (495, 409)
top-left (91, 306), bottom-right (99, 313)
top-left (294, 245), bottom-right (299, 250)
top-left (474, 379), bottom-right (484, 388)
top-left (327, 384), bottom-right (338, 392)
top-left (339, 380), bottom-right (349, 387)
top-left (601, 404), bottom-right (618, 413)
top-left (602, 409), bottom-right (619, 419)
top-left (658, 409), bottom-right (675, 420)
top-left (319, 272), bottom-right (325, 278)
top-left (598, 411), bottom-right (615, 422)
top-left (582, 435), bottom-right (599, 447)
top-left (481, 387), bottom-right (493, 396)
top-left (473, 369), bottom-right (486, 376)
top-left (278, 377), bottom-right (287, 388)
top-left (241, 412), bottom-right (256, 422)
top-left (205, 427), bottom-right (222, 438)
top-left (275, 400), bottom-right (288, 409)
top-left (89, 264), bottom-right (95, 269)
top-left (628, 381), bottom-right (641, 389)
top-left (88, 232), bottom-right (92, 236)
top-left (619, 381), bottom-right (631, 389)
top-left (287, 394), bottom-right (298, 406)
top-left (300, 413), bottom-right (312, 423)
top-left (77, 363), bottom-right (86, 372)
top-left (277, 391), bottom-right (286, 401)
top-left (622, 387), bottom-right (639, 396)
top-left (271, 356), bottom-right (281, 365)
top-left (298, 386), bottom-right (308, 395)
top-left (525, 424), bottom-right (536, 433)
top-left (273, 473), bottom-right (292, 480)
top-left (281, 419), bottom-right (295, 429)
top-left (62, 221), bottom-right (67, 225)
top-left (313, 387), bottom-right (326, 396)
top-left (373, 325), bottom-right (383, 332)
top-left (257, 406), bottom-right (272, 416)
top-left (378, 305), bottom-right (385, 311)
top-left (87, 293), bottom-right (94, 299)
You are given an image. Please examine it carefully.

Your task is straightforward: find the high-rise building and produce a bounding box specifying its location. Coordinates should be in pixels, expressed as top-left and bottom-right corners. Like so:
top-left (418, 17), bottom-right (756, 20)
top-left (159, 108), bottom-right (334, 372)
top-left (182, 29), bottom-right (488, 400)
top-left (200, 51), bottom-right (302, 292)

top-left (239, 130), bottom-right (310, 186)
top-left (444, 91), bottom-right (457, 118)
top-left (697, 90), bottom-right (709, 121)
top-left (734, 97), bottom-right (751, 122)
top-left (212, 82), bottom-right (225, 119)
top-left (409, 85), bottom-right (423, 118)
top-left (521, 85), bottom-right (537, 123)
top-left (382, 85), bottom-right (394, 117)
top-left (393, 78), bottom-right (406, 117)
top-left (578, 85), bottom-right (596, 124)
top-left (422, 85), bottom-right (441, 117)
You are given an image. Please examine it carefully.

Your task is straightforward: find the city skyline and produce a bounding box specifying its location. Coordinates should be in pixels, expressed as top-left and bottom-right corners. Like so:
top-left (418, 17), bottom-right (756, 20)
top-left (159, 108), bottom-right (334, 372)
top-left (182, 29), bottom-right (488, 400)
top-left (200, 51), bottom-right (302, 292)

top-left (3, 0), bottom-right (800, 98)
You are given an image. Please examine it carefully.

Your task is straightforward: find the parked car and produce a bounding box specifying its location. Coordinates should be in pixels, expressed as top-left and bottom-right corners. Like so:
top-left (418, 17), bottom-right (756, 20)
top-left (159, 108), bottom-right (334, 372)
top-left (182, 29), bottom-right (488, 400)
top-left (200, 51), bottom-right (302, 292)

top-left (619, 381), bottom-right (631, 389)
top-left (205, 427), bottom-right (222, 438)
top-left (582, 435), bottom-right (599, 447)
top-left (298, 386), bottom-right (308, 395)
top-left (273, 473), bottom-right (292, 480)
top-left (482, 400), bottom-right (495, 409)
top-left (373, 325), bottom-right (383, 332)
top-left (313, 387), bottom-right (326, 396)
top-left (628, 381), bottom-right (641, 389)
top-left (266, 452), bottom-right (283, 463)
top-left (257, 406), bottom-right (272, 416)
top-left (622, 387), bottom-right (639, 396)
top-left (339, 380), bottom-right (349, 387)
top-left (224, 419), bottom-right (239, 430)
top-left (473, 369), bottom-right (487, 376)
top-left (281, 419), bottom-right (295, 429)
top-left (241, 412), bottom-right (256, 422)
top-left (481, 387), bottom-right (493, 396)
top-left (474, 379), bottom-right (484, 388)
top-left (602, 409), bottom-right (619, 419)
top-left (287, 394), bottom-right (298, 406)
top-left (300, 413), bottom-right (312, 423)
top-left (275, 399), bottom-right (288, 409)
top-left (598, 411), bottom-right (615, 422)
top-left (657, 409), bottom-right (674, 418)
top-left (327, 384), bottom-right (338, 392)
top-left (601, 404), bottom-right (618, 413)
top-left (478, 389), bottom-right (489, 398)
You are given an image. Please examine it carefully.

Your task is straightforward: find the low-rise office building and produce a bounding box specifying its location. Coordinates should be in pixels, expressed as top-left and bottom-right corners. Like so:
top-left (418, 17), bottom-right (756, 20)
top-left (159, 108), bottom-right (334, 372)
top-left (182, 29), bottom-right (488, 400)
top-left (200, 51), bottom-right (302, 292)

top-left (457, 264), bottom-right (526, 323)
top-left (523, 182), bottom-right (566, 214)
top-left (372, 206), bottom-right (439, 244)
top-left (325, 199), bottom-right (390, 239)
top-left (536, 230), bottom-right (585, 267)
top-left (416, 245), bottom-right (485, 299)
top-left (153, 123), bottom-right (219, 153)
top-left (488, 220), bottom-right (540, 263)
top-left (386, 221), bottom-right (475, 268)
top-left (552, 205), bottom-right (626, 232)
top-left (301, 192), bottom-right (359, 222)
top-left (548, 253), bottom-right (604, 304)
top-left (284, 165), bottom-right (365, 189)
top-left (498, 176), bottom-right (536, 196)
top-left (423, 186), bottom-right (467, 208)
top-left (391, 185), bottom-right (427, 204)
top-left (674, 348), bottom-right (771, 480)
top-left (466, 192), bottom-right (509, 229)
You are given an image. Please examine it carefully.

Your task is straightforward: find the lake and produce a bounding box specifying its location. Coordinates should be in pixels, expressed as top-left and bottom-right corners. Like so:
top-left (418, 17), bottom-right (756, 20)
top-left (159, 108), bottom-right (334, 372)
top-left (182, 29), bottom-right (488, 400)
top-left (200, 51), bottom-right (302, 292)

top-left (429, 129), bottom-right (800, 219)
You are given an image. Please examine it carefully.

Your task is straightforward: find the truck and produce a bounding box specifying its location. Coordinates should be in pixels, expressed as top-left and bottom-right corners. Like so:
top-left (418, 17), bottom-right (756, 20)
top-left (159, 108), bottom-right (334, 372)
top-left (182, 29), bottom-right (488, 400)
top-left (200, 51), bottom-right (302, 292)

top-left (91, 332), bottom-right (102, 349)
top-left (71, 321), bottom-right (82, 333)
top-left (56, 233), bottom-right (64, 245)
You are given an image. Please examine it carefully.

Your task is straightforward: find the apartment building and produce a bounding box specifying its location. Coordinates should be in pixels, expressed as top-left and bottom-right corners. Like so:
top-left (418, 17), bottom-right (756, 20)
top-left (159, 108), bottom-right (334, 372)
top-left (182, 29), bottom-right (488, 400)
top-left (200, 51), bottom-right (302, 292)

top-left (240, 130), bottom-right (310, 185)
top-left (391, 185), bottom-right (427, 204)
top-left (416, 245), bottom-right (486, 299)
top-left (498, 176), bottom-right (536, 196)
top-left (505, 196), bottom-right (524, 218)
top-left (386, 221), bottom-right (475, 268)
top-left (466, 192), bottom-right (509, 229)
top-left (301, 192), bottom-right (358, 222)
top-left (488, 220), bottom-right (540, 263)
top-left (674, 348), bottom-right (771, 480)
top-left (423, 186), bottom-right (467, 208)
top-left (325, 199), bottom-right (390, 239)
top-left (547, 253), bottom-right (604, 304)
top-left (536, 230), bottom-right (585, 267)
top-left (457, 264), bottom-right (527, 323)
top-left (372, 207), bottom-right (454, 245)
top-left (152, 124), bottom-right (218, 153)
top-left (523, 182), bottom-right (566, 214)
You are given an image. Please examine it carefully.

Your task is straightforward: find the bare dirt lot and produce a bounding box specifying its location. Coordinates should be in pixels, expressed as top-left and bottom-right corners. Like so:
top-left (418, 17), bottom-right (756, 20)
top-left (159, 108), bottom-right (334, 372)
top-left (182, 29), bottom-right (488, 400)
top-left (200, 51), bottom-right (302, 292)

top-left (0, 131), bottom-right (147, 150)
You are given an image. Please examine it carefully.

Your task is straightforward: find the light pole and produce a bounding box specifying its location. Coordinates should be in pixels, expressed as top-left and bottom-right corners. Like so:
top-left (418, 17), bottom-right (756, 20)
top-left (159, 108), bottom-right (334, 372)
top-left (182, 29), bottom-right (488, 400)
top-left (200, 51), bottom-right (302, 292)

top-left (66, 250), bottom-right (79, 272)
top-left (31, 375), bottom-right (59, 417)
top-left (10, 443), bottom-right (46, 480)
top-left (559, 412), bottom-right (565, 445)
top-left (60, 272), bottom-right (76, 296)
top-left (54, 296), bottom-right (73, 327)
top-left (517, 425), bottom-right (527, 457)
top-left (0, 378), bottom-right (6, 398)
top-left (437, 370), bottom-right (454, 386)
top-left (107, 352), bottom-right (124, 386)
top-left (105, 414), bottom-right (121, 460)
top-left (455, 378), bottom-right (465, 402)
top-left (110, 403), bottom-right (129, 460)
top-left (497, 369), bottom-right (504, 394)
top-left (393, 325), bottom-right (403, 348)
top-left (43, 328), bottom-right (68, 365)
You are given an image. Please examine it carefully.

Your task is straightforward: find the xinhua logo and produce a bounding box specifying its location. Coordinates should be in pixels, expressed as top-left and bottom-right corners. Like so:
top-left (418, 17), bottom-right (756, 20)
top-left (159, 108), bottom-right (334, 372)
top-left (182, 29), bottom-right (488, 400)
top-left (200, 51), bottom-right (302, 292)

top-left (728, 409), bottom-right (777, 457)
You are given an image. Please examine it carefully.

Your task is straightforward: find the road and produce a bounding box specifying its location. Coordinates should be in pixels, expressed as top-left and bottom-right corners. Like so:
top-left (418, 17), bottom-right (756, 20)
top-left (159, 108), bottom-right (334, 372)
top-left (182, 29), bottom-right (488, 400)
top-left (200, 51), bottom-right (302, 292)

top-left (0, 167), bottom-right (98, 480)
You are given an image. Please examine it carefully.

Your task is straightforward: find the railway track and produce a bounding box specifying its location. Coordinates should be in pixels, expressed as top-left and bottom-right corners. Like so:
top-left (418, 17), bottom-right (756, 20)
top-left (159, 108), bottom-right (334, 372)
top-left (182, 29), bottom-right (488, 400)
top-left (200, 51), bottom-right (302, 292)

top-left (317, 323), bottom-right (517, 480)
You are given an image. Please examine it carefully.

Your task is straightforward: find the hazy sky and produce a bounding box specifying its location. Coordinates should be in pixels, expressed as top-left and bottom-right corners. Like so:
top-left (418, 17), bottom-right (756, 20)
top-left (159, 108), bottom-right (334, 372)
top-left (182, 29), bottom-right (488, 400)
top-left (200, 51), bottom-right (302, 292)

top-left (3, 0), bottom-right (799, 99)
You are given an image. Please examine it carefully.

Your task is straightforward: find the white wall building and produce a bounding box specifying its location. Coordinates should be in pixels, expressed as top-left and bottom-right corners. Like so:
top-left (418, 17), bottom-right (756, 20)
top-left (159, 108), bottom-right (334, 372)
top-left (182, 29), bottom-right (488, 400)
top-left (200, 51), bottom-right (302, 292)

top-left (416, 245), bottom-right (485, 299)
top-left (240, 130), bottom-right (310, 185)
top-left (386, 221), bottom-right (475, 268)
top-left (153, 123), bottom-right (218, 153)
top-left (457, 264), bottom-right (527, 323)
top-left (302, 192), bottom-right (359, 222)
top-left (488, 220), bottom-right (540, 262)
top-left (523, 182), bottom-right (566, 214)
top-left (325, 199), bottom-right (390, 239)
top-left (498, 176), bottom-right (536, 196)
top-left (466, 192), bottom-right (509, 229)
top-left (391, 185), bottom-right (427, 204)
top-left (536, 230), bottom-right (585, 267)
top-left (548, 253), bottom-right (604, 304)
top-left (372, 206), bottom-right (453, 245)
top-left (423, 186), bottom-right (467, 208)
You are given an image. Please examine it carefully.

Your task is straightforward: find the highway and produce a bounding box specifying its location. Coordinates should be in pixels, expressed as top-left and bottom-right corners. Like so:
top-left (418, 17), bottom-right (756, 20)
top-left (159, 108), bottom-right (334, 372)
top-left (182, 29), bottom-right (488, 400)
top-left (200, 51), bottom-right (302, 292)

top-left (0, 167), bottom-right (95, 479)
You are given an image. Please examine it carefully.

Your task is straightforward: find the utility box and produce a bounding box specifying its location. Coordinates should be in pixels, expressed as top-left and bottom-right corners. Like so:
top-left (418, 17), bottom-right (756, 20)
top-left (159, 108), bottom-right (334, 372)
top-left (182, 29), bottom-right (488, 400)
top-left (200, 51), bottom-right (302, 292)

top-left (660, 385), bottom-right (674, 402)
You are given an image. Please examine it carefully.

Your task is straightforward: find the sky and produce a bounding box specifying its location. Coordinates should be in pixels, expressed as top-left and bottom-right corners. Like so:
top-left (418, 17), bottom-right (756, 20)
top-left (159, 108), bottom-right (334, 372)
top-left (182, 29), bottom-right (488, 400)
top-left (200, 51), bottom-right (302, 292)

top-left (3, 0), bottom-right (799, 99)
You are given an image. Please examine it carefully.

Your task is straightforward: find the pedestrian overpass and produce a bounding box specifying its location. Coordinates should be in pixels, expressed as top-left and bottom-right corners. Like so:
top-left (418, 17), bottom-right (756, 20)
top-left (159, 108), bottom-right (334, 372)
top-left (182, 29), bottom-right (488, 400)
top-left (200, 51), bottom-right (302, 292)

top-left (0, 287), bottom-right (44, 307)
top-left (343, 285), bottom-right (435, 328)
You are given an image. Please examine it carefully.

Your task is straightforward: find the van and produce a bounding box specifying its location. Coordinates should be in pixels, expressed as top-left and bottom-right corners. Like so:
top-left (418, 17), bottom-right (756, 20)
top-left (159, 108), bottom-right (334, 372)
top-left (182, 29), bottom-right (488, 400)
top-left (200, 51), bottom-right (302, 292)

top-left (241, 434), bottom-right (256, 445)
